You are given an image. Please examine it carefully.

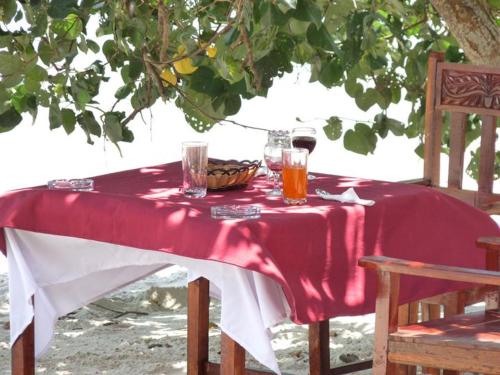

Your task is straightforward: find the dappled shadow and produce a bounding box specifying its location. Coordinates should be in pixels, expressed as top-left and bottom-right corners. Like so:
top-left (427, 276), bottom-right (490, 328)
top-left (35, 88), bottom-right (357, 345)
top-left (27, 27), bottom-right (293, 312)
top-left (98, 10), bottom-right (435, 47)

top-left (0, 161), bottom-right (498, 327)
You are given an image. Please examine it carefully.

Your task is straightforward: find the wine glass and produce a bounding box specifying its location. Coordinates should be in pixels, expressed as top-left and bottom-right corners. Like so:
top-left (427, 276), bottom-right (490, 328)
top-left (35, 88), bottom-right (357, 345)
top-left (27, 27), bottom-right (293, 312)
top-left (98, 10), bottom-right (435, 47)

top-left (264, 130), bottom-right (291, 196)
top-left (292, 127), bottom-right (317, 180)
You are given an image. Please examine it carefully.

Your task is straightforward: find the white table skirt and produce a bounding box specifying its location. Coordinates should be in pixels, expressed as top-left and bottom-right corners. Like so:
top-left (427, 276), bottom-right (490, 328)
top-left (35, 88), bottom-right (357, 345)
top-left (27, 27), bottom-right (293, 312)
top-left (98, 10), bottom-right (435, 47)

top-left (5, 228), bottom-right (291, 374)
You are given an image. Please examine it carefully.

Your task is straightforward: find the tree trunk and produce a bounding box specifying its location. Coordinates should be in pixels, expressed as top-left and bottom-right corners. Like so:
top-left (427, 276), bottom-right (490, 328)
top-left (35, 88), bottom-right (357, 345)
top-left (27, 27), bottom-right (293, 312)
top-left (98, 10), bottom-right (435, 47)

top-left (430, 0), bottom-right (500, 66)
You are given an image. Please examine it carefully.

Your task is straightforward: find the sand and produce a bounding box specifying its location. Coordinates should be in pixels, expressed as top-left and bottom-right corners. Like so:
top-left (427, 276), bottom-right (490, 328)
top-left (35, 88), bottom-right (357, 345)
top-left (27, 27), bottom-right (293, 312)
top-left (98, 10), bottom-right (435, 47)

top-left (0, 266), bottom-right (374, 374)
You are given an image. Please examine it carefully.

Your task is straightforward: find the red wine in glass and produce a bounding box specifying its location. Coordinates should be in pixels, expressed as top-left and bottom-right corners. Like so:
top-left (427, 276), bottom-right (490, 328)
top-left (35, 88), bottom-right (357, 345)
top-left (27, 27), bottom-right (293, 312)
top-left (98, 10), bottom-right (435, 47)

top-left (292, 127), bottom-right (317, 180)
top-left (292, 136), bottom-right (316, 154)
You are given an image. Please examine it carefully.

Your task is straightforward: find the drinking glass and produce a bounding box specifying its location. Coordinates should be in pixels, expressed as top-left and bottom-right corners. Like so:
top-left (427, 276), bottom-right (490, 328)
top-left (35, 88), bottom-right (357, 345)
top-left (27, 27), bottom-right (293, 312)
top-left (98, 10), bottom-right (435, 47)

top-left (292, 127), bottom-right (316, 180)
top-left (182, 141), bottom-right (208, 198)
top-left (264, 130), bottom-right (291, 196)
top-left (282, 148), bottom-right (308, 205)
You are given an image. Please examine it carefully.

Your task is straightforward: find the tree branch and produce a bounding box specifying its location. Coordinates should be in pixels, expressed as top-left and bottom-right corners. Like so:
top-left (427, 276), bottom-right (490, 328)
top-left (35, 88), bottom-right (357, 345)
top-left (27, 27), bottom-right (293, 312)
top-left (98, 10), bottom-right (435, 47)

top-left (158, 2), bottom-right (170, 64)
top-left (430, 0), bottom-right (500, 66)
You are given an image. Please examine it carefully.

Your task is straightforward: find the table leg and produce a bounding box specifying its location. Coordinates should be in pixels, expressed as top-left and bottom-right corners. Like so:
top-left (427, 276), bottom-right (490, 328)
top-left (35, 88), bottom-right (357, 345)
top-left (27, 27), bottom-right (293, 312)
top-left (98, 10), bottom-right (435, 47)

top-left (188, 277), bottom-right (210, 375)
top-left (308, 320), bottom-right (330, 375)
top-left (11, 319), bottom-right (35, 375)
top-left (220, 332), bottom-right (245, 375)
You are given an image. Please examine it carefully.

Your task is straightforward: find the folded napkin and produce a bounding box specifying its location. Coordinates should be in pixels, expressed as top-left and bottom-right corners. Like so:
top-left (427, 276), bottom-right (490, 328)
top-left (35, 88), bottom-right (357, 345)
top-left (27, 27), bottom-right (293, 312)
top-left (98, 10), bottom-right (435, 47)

top-left (315, 187), bottom-right (375, 206)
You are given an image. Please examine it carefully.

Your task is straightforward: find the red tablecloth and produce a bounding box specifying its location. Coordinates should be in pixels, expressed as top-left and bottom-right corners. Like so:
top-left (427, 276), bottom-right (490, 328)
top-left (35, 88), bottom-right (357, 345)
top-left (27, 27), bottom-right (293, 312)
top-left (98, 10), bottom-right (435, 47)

top-left (0, 162), bottom-right (498, 324)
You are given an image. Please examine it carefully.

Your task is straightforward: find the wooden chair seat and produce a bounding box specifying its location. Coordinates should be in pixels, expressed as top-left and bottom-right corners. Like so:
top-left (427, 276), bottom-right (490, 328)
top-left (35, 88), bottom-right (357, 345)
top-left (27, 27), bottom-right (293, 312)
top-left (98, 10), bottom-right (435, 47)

top-left (388, 309), bottom-right (500, 373)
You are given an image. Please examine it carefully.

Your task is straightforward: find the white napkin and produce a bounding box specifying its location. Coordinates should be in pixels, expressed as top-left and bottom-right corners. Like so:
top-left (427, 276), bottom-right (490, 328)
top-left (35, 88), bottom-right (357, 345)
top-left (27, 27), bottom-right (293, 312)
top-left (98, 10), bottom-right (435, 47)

top-left (315, 187), bottom-right (375, 206)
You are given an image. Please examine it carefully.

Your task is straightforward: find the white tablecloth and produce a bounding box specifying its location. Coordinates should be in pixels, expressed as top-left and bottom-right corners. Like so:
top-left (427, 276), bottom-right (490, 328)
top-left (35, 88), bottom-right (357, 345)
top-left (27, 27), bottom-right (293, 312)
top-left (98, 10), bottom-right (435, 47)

top-left (5, 228), bottom-right (291, 374)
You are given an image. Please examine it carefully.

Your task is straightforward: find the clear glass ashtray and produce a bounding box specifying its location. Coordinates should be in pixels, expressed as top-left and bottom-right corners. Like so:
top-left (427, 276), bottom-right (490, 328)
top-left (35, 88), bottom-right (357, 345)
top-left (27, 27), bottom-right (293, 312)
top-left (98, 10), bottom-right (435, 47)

top-left (47, 179), bottom-right (94, 191)
top-left (211, 205), bottom-right (261, 220)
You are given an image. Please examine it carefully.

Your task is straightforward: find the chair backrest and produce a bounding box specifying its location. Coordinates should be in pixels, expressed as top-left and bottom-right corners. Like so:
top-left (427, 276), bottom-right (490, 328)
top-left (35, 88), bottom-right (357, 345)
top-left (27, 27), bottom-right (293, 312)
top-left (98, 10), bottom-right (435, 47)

top-left (424, 51), bottom-right (500, 213)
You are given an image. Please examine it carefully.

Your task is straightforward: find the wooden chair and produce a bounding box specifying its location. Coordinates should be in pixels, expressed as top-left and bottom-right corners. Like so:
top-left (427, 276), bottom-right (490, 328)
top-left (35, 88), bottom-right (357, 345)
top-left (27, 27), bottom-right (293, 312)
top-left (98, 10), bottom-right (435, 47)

top-left (395, 51), bottom-right (500, 375)
top-left (417, 51), bottom-right (500, 213)
top-left (358, 237), bottom-right (500, 374)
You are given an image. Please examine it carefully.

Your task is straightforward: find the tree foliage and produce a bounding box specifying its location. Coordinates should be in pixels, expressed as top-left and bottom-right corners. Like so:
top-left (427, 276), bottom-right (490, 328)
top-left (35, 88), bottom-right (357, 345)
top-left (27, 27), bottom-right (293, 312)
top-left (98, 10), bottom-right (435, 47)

top-left (0, 0), bottom-right (498, 171)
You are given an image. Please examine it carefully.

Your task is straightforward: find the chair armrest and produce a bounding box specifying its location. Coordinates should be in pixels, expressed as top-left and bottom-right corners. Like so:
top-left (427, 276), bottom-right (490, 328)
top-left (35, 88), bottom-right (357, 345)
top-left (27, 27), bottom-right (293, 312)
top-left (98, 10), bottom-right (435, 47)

top-left (358, 255), bottom-right (500, 287)
top-left (477, 237), bottom-right (500, 252)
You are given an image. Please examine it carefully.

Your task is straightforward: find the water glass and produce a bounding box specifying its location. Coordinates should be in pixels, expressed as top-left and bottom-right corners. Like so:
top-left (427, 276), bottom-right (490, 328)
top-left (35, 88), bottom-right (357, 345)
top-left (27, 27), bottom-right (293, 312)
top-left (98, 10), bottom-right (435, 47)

top-left (182, 141), bottom-right (208, 198)
top-left (264, 130), bottom-right (291, 196)
top-left (282, 148), bottom-right (308, 205)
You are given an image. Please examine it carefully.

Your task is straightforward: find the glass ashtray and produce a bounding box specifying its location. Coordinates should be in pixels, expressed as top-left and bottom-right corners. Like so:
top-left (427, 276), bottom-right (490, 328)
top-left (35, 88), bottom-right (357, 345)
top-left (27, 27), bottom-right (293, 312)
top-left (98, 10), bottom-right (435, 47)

top-left (48, 179), bottom-right (94, 191)
top-left (211, 205), bottom-right (261, 220)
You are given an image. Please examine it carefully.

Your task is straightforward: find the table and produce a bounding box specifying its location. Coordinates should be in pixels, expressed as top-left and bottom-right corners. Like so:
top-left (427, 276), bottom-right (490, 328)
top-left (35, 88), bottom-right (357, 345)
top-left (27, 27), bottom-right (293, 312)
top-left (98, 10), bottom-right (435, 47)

top-left (1, 161), bottom-right (498, 374)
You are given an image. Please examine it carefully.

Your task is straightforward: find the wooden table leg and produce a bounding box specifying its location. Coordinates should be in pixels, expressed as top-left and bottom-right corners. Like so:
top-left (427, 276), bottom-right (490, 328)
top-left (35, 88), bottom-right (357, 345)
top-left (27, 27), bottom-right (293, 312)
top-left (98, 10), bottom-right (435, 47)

top-left (188, 277), bottom-right (210, 375)
top-left (221, 332), bottom-right (245, 375)
top-left (12, 319), bottom-right (35, 375)
top-left (309, 320), bottom-right (330, 375)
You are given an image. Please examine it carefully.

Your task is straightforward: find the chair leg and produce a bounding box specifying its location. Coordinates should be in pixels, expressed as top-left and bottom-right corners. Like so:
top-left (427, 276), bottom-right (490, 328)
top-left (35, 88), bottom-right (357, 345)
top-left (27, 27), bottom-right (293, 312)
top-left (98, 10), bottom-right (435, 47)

top-left (372, 271), bottom-right (400, 375)
top-left (11, 319), bottom-right (35, 375)
top-left (220, 332), bottom-right (245, 375)
top-left (442, 294), bottom-right (461, 375)
top-left (188, 277), bottom-right (210, 375)
top-left (396, 304), bottom-right (417, 375)
top-left (308, 320), bottom-right (330, 375)
top-left (421, 303), bottom-right (441, 375)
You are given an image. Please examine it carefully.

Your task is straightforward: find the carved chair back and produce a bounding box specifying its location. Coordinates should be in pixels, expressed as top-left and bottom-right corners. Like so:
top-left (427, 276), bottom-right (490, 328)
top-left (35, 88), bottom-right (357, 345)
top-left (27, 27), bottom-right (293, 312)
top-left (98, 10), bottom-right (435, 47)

top-left (423, 51), bottom-right (500, 213)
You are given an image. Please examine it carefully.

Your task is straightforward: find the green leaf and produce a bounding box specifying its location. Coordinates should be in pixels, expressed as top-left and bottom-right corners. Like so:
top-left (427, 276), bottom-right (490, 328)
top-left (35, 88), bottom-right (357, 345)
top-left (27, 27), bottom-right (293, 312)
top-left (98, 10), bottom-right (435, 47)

top-left (292, 0), bottom-right (322, 28)
top-left (61, 108), bottom-right (76, 134)
top-left (355, 88), bottom-right (378, 111)
top-left (77, 110), bottom-right (101, 144)
top-left (77, 110), bottom-right (101, 136)
top-left (306, 24), bottom-right (339, 52)
top-left (414, 143), bottom-right (424, 158)
top-left (176, 95), bottom-right (217, 133)
top-left (0, 107), bottom-right (22, 133)
top-left (319, 59), bottom-right (343, 88)
top-left (121, 126), bottom-right (134, 143)
top-left (288, 19), bottom-right (310, 35)
top-left (38, 40), bottom-right (58, 65)
top-left (103, 112), bottom-right (123, 143)
top-left (115, 85), bottom-right (133, 99)
top-left (343, 123), bottom-right (377, 155)
top-left (49, 100), bottom-right (62, 129)
top-left (189, 67), bottom-right (224, 97)
top-left (223, 95), bottom-right (241, 116)
top-left (345, 76), bottom-right (363, 98)
top-left (86, 40), bottom-right (100, 54)
top-left (327, 0), bottom-right (355, 17)
top-left (26, 65), bottom-right (48, 82)
top-left (52, 13), bottom-right (83, 40)
top-left (0, 52), bottom-right (23, 75)
top-left (373, 113), bottom-right (389, 138)
top-left (323, 116), bottom-right (343, 140)
top-left (0, 87), bottom-right (10, 114)
top-left (47, 0), bottom-right (78, 19)
top-left (0, 0), bottom-right (17, 23)
top-left (76, 90), bottom-right (91, 108)
top-left (386, 117), bottom-right (405, 136)
top-left (128, 58), bottom-right (143, 80)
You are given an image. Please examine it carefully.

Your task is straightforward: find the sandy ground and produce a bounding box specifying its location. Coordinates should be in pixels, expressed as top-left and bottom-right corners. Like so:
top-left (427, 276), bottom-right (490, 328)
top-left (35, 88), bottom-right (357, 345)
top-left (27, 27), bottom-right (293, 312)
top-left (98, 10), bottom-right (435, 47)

top-left (0, 266), bottom-right (374, 375)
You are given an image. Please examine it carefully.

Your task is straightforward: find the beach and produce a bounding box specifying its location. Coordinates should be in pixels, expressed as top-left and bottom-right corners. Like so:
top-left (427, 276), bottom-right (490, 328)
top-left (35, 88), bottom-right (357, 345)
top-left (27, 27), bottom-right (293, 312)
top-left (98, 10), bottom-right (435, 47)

top-left (0, 265), bottom-right (374, 374)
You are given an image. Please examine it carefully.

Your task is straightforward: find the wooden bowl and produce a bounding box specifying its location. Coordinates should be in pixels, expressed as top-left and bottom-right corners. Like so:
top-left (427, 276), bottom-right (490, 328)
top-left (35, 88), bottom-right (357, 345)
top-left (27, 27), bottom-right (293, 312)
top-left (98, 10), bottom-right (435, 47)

top-left (207, 159), bottom-right (261, 191)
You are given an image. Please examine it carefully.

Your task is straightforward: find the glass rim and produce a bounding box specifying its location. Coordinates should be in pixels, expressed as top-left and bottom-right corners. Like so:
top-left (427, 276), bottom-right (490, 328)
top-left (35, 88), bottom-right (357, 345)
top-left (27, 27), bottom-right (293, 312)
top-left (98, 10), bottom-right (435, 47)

top-left (282, 147), bottom-right (309, 155)
top-left (292, 126), bottom-right (317, 134)
top-left (182, 141), bottom-right (208, 147)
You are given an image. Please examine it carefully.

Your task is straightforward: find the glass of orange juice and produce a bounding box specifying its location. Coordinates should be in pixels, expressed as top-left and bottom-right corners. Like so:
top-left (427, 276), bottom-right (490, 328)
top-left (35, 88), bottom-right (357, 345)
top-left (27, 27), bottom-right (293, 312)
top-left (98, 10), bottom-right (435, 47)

top-left (282, 148), bottom-right (308, 205)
